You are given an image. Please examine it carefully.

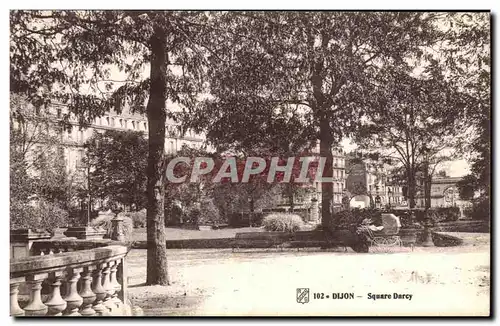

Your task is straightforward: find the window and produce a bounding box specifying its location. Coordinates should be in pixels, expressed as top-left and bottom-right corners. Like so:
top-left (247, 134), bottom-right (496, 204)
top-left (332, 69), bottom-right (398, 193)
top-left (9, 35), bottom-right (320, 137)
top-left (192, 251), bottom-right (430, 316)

top-left (144, 122), bottom-right (147, 130)
top-left (106, 117), bottom-right (110, 126)
top-left (119, 119), bottom-right (123, 128)
top-left (56, 108), bottom-right (61, 118)
top-left (111, 118), bottom-right (115, 127)
top-left (79, 130), bottom-right (84, 143)
top-left (132, 121), bottom-right (136, 130)
top-left (76, 149), bottom-right (84, 169)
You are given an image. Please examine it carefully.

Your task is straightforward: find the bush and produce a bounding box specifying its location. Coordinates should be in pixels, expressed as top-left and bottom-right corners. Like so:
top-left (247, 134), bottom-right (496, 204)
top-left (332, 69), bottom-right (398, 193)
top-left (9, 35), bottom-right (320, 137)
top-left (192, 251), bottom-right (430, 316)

top-left (350, 208), bottom-right (382, 226)
top-left (424, 207), bottom-right (461, 223)
top-left (329, 209), bottom-right (381, 231)
top-left (437, 207), bottom-right (461, 222)
top-left (90, 211), bottom-right (133, 240)
top-left (197, 199), bottom-right (222, 225)
top-left (128, 209), bottom-right (147, 228)
top-left (471, 198), bottom-right (490, 221)
top-left (262, 213), bottom-right (304, 232)
top-left (11, 200), bottom-right (70, 230)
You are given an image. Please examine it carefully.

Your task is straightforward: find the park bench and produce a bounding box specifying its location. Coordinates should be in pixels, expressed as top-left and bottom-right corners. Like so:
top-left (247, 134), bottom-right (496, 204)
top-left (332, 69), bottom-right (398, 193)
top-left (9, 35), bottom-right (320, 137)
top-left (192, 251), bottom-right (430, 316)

top-left (232, 230), bottom-right (354, 252)
top-left (231, 232), bottom-right (292, 251)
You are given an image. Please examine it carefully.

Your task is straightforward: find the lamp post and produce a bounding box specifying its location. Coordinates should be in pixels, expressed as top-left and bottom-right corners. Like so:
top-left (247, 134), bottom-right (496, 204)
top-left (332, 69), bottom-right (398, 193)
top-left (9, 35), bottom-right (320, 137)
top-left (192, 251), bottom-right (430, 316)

top-left (388, 188), bottom-right (393, 208)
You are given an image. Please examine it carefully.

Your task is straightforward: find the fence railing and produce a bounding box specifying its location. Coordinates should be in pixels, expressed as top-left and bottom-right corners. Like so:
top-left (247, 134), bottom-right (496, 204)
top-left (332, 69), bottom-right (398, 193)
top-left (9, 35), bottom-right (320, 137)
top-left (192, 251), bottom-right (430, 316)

top-left (10, 244), bottom-right (130, 316)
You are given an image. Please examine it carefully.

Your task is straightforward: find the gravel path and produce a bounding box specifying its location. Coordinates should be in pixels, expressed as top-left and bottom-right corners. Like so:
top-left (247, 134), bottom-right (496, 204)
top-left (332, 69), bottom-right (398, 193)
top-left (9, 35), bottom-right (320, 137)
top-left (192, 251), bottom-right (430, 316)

top-left (127, 239), bottom-right (490, 316)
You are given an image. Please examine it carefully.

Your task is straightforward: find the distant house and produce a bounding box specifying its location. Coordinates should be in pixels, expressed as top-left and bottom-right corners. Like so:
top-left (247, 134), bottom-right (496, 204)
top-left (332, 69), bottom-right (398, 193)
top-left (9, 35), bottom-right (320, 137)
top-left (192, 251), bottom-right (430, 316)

top-left (415, 176), bottom-right (469, 209)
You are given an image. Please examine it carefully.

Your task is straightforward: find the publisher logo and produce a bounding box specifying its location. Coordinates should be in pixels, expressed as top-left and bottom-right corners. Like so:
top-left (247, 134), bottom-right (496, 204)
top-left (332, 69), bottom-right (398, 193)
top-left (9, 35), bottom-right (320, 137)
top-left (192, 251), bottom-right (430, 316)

top-left (296, 288), bottom-right (310, 304)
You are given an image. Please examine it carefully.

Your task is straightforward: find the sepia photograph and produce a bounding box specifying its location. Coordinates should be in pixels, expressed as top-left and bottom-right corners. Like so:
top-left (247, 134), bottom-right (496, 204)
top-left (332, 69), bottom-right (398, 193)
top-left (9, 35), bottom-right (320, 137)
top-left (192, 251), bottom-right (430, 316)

top-left (8, 9), bottom-right (491, 317)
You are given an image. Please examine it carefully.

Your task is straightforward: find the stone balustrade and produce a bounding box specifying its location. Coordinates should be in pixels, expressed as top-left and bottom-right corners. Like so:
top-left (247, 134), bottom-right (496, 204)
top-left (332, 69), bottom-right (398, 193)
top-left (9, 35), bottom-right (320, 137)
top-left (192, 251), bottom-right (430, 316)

top-left (10, 245), bottom-right (130, 316)
top-left (31, 239), bottom-right (112, 256)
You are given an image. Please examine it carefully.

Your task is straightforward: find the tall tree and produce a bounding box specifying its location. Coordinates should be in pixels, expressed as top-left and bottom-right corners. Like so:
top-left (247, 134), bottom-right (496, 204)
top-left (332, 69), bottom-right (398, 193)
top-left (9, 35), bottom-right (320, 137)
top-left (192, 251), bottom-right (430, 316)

top-left (354, 13), bottom-right (489, 209)
top-left (10, 10), bottom-right (214, 285)
top-left (447, 13), bottom-right (491, 201)
top-left (353, 67), bottom-right (464, 209)
top-left (187, 12), bottom-right (450, 228)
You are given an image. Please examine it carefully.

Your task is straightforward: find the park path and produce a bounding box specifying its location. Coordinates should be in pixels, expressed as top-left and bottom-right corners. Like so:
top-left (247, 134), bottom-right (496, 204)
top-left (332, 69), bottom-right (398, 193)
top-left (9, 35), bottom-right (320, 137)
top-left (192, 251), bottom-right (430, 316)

top-left (126, 241), bottom-right (490, 316)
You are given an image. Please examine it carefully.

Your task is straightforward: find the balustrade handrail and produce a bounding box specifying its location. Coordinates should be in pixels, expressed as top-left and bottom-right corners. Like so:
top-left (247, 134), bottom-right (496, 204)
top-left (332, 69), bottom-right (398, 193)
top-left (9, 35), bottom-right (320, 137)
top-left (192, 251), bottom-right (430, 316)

top-left (11, 245), bottom-right (129, 278)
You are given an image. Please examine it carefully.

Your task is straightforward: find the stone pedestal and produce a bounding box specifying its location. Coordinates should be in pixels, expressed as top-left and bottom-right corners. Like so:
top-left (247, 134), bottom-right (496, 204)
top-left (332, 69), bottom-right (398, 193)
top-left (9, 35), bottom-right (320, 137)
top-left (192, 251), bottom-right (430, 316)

top-left (111, 217), bottom-right (125, 241)
top-left (64, 226), bottom-right (106, 240)
top-left (10, 229), bottom-right (52, 259)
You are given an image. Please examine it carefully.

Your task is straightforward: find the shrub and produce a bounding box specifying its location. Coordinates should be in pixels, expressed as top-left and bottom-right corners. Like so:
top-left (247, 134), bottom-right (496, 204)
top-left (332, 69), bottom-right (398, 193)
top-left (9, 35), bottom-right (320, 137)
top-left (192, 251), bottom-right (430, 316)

top-left (329, 209), bottom-right (381, 231)
top-left (424, 207), bottom-right (461, 223)
top-left (262, 213), bottom-right (304, 232)
top-left (471, 198), bottom-right (490, 221)
top-left (90, 211), bottom-right (133, 240)
top-left (197, 199), bottom-right (222, 225)
top-left (11, 200), bottom-right (70, 230)
top-left (128, 209), bottom-right (147, 228)
top-left (436, 207), bottom-right (460, 222)
top-left (351, 208), bottom-right (382, 225)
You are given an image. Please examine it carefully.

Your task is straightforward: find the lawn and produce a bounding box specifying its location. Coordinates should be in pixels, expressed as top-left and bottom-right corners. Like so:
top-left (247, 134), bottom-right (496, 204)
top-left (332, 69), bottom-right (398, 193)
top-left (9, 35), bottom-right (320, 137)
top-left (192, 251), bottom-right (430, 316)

top-left (130, 226), bottom-right (265, 242)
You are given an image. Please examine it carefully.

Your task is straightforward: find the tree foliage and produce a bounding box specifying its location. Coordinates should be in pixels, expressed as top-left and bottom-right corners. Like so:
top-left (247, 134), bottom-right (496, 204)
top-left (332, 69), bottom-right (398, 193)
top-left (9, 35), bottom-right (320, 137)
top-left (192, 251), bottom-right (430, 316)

top-left (184, 12), bottom-right (467, 226)
top-left (11, 10), bottom-right (218, 285)
top-left (85, 130), bottom-right (148, 210)
top-left (353, 13), bottom-right (490, 208)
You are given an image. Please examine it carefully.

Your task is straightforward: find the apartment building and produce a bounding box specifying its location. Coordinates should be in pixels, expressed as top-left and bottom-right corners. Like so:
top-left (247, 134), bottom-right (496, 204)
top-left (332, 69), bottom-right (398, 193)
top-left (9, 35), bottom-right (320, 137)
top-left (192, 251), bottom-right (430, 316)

top-left (11, 98), bottom-right (205, 176)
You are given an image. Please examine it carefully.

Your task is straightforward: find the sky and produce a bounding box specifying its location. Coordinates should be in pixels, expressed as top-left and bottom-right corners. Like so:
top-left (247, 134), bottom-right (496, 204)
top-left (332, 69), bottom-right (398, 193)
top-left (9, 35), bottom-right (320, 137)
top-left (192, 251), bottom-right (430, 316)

top-left (340, 138), bottom-right (470, 178)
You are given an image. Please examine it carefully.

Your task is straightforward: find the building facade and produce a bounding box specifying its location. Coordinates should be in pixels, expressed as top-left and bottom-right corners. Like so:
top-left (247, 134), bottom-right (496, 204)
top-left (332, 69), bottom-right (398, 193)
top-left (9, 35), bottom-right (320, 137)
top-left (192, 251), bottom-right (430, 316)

top-left (55, 104), bottom-right (205, 174)
top-left (12, 100), bottom-right (205, 177)
top-left (273, 146), bottom-right (347, 220)
top-left (415, 176), bottom-right (466, 208)
top-left (345, 157), bottom-right (404, 209)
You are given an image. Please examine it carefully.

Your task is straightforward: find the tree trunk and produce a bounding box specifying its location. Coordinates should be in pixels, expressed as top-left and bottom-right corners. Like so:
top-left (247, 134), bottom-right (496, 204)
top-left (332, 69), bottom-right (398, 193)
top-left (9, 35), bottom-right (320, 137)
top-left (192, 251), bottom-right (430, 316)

top-left (319, 118), bottom-right (334, 229)
top-left (146, 26), bottom-right (170, 286)
top-left (407, 167), bottom-right (416, 209)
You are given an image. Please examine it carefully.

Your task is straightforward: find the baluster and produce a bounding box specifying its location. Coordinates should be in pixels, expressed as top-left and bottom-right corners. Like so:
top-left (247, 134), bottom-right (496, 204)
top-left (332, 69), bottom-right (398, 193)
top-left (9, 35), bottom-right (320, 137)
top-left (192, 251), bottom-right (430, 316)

top-left (117, 256), bottom-right (128, 308)
top-left (44, 271), bottom-right (67, 316)
top-left (63, 267), bottom-right (83, 316)
top-left (10, 277), bottom-right (25, 316)
top-left (79, 266), bottom-right (96, 316)
top-left (24, 273), bottom-right (48, 316)
top-left (102, 261), bottom-right (115, 312)
top-left (110, 260), bottom-right (122, 309)
top-left (92, 263), bottom-right (108, 316)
